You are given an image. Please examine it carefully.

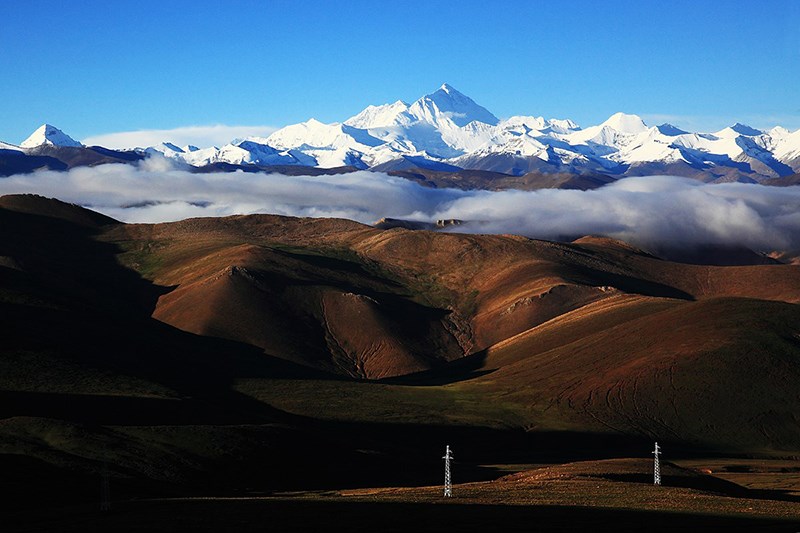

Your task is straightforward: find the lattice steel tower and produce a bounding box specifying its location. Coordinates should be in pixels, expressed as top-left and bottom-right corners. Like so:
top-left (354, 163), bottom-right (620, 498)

top-left (443, 445), bottom-right (453, 497)
top-left (652, 442), bottom-right (662, 486)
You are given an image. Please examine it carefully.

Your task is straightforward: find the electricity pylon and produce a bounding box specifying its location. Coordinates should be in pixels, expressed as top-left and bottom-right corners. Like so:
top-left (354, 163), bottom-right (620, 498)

top-left (443, 445), bottom-right (453, 497)
top-left (652, 442), bottom-right (662, 486)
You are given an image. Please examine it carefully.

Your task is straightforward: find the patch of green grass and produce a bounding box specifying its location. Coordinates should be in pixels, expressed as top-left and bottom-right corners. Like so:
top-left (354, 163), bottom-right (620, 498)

top-left (114, 237), bottom-right (246, 281)
top-left (234, 377), bottom-right (525, 429)
top-left (114, 239), bottom-right (170, 279)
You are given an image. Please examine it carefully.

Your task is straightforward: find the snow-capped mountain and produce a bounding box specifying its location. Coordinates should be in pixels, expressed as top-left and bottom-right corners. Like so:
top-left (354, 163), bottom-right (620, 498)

top-left (144, 139), bottom-right (309, 167)
top-left (5, 86), bottom-right (800, 183)
top-left (218, 84), bottom-right (799, 180)
top-left (0, 141), bottom-right (23, 152)
top-left (20, 124), bottom-right (82, 148)
top-left (406, 82), bottom-right (499, 127)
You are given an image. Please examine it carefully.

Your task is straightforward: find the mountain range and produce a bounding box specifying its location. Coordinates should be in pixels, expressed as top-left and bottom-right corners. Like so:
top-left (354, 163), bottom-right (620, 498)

top-left (3, 84), bottom-right (800, 186)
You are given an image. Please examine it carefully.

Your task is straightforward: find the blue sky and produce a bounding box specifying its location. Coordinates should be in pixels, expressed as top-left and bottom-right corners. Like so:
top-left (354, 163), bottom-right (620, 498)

top-left (1, 0), bottom-right (798, 145)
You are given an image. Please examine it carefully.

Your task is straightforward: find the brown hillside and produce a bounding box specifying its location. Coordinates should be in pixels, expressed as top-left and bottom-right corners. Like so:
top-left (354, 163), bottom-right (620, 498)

top-left (4, 195), bottom-right (800, 455)
top-left (475, 297), bottom-right (800, 451)
top-left (0, 193), bottom-right (118, 228)
top-left (97, 211), bottom-right (800, 381)
top-left (7, 194), bottom-right (800, 526)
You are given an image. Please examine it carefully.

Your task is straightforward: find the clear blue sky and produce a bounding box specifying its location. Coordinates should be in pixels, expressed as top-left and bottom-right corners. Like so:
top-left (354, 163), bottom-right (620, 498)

top-left (1, 0), bottom-right (799, 144)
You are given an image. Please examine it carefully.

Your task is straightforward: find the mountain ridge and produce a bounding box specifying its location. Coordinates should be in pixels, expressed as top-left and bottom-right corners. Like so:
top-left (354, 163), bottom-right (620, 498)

top-left (5, 85), bottom-right (800, 184)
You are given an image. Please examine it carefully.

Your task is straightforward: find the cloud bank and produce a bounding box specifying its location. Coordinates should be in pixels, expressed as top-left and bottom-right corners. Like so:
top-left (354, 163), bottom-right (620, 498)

top-left (82, 124), bottom-right (279, 149)
top-left (1, 160), bottom-right (800, 253)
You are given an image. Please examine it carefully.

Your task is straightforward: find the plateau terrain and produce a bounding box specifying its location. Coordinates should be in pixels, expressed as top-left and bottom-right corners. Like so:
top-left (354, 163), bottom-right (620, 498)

top-left (2, 194), bottom-right (799, 530)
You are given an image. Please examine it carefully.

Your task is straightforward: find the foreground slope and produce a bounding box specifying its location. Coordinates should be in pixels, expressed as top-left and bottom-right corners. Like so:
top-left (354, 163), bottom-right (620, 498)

top-left (9, 458), bottom-right (798, 533)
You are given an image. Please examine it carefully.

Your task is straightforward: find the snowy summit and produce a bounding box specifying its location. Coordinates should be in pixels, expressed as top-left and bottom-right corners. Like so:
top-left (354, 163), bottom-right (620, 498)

top-left (20, 124), bottom-right (83, 148)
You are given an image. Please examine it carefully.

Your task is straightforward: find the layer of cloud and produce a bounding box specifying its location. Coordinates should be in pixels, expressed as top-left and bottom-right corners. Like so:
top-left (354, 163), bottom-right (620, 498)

top-left (1, 161), bottom-right (800, 253)
top-left (82, 124), bottom-right (279, 149)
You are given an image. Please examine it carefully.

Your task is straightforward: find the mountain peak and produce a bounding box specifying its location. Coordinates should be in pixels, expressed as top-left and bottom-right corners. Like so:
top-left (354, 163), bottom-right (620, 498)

top-left (412, 84), bottom-right (499, 127)
top-left (601, 113), bottom-right (648, 134)
top-left (159, 142), bottom-right (184, 153)
top-left (344, 100), bottom-right (410, 129)
top-left (713, 123), bottom-right (764, 138)
top-left (431, 83), bottom-right (468, 100)
top-left (730, 123), bottom-right (763, 136)
top-left (20, 124), bottom-right (82, 149)
top-left (655, 123), bottom-right (688, 136)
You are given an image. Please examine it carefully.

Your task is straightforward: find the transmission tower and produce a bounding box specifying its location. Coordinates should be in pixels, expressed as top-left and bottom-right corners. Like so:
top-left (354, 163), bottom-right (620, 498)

top-left (443, 445), bottom-right (453, 497)
top-left (652, 442), bottom-right (662, 486)
top-left (100, 461), bottom-right (111, 511)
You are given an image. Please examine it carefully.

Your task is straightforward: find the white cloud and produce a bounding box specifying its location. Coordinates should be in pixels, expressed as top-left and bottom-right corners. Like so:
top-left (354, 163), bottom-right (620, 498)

top-left (1, 163), bottom-right (800, 253)
top-left (82, 124), bottom-right (279, 150)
